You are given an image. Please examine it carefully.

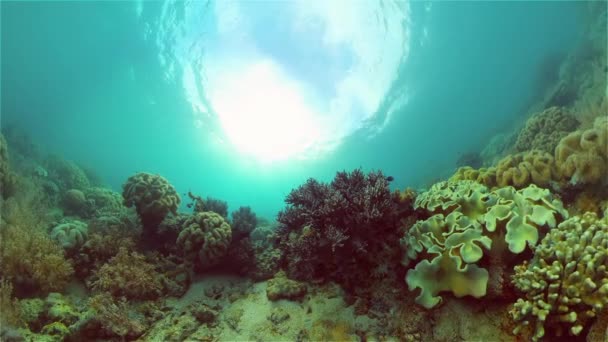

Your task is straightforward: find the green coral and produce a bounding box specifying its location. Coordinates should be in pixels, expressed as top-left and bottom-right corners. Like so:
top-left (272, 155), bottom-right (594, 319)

top-left (486, 185), bottom-right (568, 254)
top-left (406, 254), bottom-right (489, 309)
top-left (50, 220), bottom-right (88, 251)
top-left (402, 181), bottom-right (568, 308)
top-left (510, 212), bottom-right (608, 341)
top-left (176, 211), bottom-right (232, 270)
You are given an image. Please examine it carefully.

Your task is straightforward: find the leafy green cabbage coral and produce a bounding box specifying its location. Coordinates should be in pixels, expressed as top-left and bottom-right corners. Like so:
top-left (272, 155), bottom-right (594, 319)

top-left (402, 180), bottom-right (568, 308)
top-left (510, 212), bottom-right (608, 341)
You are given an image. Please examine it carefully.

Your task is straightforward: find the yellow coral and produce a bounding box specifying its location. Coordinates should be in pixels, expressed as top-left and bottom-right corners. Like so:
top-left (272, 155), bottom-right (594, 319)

top-left (449, 166), bottom-right (497, 188)
top-left (555, 115), bottom-right (608, 185)
top-left (495, 150), bottom-right (559, 188)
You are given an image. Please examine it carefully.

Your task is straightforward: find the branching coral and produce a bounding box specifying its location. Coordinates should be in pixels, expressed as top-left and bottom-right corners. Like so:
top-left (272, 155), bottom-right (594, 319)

top-left (176, 211), bottom-right (232, 271)
top-left (555, 115), bottom-right (608, 186)
top-left (122, 172), bottom-right (180, 232)
top-left (0, 223), bottom-right (74, 295)
top-left (515, 106), bottom-right (579, 153)
top-left (402, 181), bottom-right (568, 308)
top-left (276, 168), bottom-right (410, 291)
top-left (89, 247), bottom-right (163, 300)
top-left (201, 197), bottom-right (228, 218)
top-left (510, 213), bottom-right (608, 340)
top-left (88, 293), bottom-right (147, 339)
top-left (231, 206), bottom-right (257, 241)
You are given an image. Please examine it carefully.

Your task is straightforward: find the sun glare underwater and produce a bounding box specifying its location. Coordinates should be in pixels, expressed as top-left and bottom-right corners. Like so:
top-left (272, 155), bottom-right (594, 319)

top-left (156, 0), bottom-right (411, 163)
top-left (0, 1), bottom-right (607, 341)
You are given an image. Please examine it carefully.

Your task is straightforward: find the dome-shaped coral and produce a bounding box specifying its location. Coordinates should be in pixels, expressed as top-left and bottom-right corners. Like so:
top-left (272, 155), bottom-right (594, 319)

top-left (176, 211), bottom-right (232, 270)
top-left (515, 106), bottom-right (579, 153)
top-left (555, 116), bottom-right (608, 185)
top-left (50, 220), bottom-right (88, 251)
top-left (122, 172), bottom-right (180, 231)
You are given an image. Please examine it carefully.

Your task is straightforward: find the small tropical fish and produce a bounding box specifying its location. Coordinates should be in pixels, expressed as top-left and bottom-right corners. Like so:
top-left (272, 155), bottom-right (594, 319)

top-left (386, 176), bottom-right (394, 182)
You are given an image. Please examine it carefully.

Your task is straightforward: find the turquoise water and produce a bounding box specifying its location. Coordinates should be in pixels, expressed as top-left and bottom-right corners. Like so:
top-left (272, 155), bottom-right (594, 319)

top-left (1, 1), bottom-right (584, 219)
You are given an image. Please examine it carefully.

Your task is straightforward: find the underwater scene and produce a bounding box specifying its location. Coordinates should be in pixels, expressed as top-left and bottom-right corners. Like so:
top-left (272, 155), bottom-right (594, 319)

top-left (0, 1), bottom-right (607, 341)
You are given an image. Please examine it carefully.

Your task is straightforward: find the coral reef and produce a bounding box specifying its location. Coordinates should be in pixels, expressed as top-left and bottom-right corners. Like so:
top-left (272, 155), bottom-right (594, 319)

top-left (510, 212), bottom-right (608, 341)
top-left (0, 10), bottom-right (604, 339)
top-left (122, 172), bottom-right (180, 232)
top-left (176, 211), bottom-right (232, 271)
top-left (555, 115), bottom-right (608, 186)
top-left (515, 106), bottom-right (578, 153)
